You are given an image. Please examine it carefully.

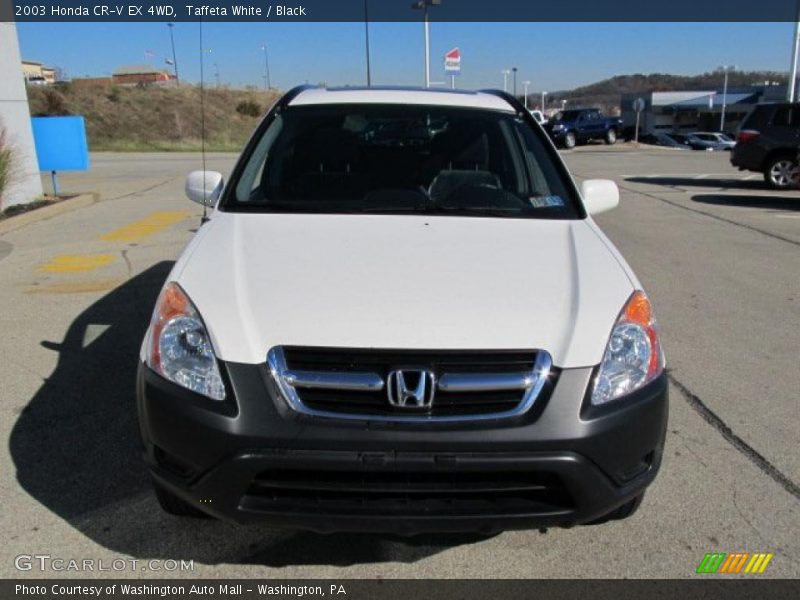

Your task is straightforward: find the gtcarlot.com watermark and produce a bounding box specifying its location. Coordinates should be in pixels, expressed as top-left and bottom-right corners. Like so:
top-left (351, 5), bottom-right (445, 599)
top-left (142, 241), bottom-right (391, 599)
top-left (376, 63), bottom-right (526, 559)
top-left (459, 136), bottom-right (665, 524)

top-left (14, 554), bottom-right (194, 573)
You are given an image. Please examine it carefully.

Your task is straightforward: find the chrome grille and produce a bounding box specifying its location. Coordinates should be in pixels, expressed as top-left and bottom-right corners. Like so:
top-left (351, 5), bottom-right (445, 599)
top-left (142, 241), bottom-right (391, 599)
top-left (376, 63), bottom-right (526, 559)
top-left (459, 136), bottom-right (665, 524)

top-left (268, 346), bottom-right (552, 422)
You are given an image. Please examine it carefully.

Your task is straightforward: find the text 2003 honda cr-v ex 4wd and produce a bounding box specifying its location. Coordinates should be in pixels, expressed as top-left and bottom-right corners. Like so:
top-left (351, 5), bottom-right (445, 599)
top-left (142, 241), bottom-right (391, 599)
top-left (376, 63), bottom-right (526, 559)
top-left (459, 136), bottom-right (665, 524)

top-left (137, 86), bottom-right (668, 534)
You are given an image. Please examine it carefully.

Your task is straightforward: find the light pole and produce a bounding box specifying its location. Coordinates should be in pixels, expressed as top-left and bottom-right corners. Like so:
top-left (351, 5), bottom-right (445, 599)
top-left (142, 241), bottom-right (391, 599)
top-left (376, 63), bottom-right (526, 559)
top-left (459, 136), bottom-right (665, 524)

top-left (522, 80), bottom-right (531, 109)
top-left (541, 91), bottom-right (548, 113)
top-left (166, 23), bottom-right (179, 85)
top-left (718, 65), bottom-right (735, 132)
top-left (501, 69), bottom-right (510, 92)
top-left (364, 0), bottom-right (372, 86)
top-left (411, 0), bottom-right (441, 88)
top-left (789, 4), bottom-right (800, 102)
top-left (261, 44), bottom-right (271, 90)
top-left (512, 67), bottom-right (517, 97)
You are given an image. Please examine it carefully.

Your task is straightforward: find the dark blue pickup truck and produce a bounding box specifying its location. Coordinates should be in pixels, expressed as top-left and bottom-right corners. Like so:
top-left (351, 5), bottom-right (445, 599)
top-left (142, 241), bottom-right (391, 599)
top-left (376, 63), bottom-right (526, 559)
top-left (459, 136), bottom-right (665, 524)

top-left (544, 108), bottom-right (623, 149)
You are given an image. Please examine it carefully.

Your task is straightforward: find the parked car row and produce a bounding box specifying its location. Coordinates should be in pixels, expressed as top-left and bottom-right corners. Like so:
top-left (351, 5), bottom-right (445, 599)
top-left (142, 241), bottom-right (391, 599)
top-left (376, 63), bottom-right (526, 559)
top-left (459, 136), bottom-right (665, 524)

top-left (641, 131), bottom-right (736, 151)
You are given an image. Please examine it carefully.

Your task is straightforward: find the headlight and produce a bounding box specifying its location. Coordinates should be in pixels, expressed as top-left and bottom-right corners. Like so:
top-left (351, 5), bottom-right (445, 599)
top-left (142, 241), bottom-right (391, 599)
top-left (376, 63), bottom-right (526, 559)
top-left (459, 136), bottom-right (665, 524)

top-left (145, 282), bottom-right (225, 401)
top-left (591, 291), bottom-right (665, 405)
top-left (552, 123), bottom-right (564, 131)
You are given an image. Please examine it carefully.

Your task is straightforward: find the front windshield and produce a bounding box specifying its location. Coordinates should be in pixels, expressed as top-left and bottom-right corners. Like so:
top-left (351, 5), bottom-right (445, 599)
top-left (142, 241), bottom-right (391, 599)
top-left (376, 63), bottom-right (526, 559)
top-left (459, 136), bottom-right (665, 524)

top-left (225, 104), bottom-right (579, 219)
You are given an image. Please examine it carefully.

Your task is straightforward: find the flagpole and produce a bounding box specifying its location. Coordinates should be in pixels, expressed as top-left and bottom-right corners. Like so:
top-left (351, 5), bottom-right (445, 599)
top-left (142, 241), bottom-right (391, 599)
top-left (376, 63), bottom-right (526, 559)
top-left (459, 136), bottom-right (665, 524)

top-left (167, 23), bottom-right (179, 85)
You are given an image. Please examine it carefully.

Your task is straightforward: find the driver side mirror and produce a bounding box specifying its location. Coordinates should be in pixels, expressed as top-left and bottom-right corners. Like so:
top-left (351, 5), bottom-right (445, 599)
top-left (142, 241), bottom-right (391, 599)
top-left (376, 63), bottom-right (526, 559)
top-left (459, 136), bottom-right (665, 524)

top-left (581, 179), bottom-right (619, 215)
top-left (185, 171), bottom-right (224, 207)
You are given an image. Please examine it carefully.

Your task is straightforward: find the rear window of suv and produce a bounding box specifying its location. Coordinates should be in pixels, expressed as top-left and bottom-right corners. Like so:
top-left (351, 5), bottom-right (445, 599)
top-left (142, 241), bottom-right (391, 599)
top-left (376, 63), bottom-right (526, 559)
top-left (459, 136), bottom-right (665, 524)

top-left (224, 104), bottom-right (580, 219)
top-left (771, 105), bottom-right (800, 128)
top-left (741, 104), bottom-right (800, 130)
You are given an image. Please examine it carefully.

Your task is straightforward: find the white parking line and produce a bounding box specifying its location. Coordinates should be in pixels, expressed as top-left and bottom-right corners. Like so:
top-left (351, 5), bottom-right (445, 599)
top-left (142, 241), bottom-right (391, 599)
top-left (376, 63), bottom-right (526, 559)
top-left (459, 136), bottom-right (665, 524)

top-left (774, 214), bottom-right (800, 219)
top-left (694, 174), bottom-right (709, 179)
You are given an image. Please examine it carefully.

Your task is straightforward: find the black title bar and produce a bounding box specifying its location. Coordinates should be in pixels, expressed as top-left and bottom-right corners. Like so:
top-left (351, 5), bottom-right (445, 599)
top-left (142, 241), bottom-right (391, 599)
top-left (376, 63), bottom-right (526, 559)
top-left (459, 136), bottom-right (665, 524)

top-left (2, 0), bottom-right (800, 22)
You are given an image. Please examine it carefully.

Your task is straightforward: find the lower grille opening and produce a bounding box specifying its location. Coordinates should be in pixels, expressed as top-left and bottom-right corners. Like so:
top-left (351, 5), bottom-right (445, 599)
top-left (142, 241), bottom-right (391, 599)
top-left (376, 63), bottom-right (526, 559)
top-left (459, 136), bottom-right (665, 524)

top-left (241, 469), bottom-right (574, 516)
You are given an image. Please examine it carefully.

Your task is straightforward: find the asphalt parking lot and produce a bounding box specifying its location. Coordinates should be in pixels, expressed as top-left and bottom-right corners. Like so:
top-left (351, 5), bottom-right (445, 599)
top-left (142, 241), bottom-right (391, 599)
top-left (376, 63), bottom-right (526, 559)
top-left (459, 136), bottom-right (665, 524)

top-left (0, 145), bottom-right (797, 578)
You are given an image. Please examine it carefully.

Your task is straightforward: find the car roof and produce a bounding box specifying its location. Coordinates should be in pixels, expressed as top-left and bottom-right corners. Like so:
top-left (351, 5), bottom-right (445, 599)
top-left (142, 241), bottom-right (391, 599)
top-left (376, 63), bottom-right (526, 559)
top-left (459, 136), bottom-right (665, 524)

top-left (289, 86), bottom-right (516, 113)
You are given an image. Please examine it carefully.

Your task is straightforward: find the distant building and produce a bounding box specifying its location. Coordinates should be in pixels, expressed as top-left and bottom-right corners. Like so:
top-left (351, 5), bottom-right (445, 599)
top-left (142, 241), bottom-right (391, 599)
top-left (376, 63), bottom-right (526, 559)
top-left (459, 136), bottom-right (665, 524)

top-left (112, 65), bottom-right (176, 86)
top-left (21, 60), bottom-right (56, 85)
top-left (71, 76), bottom-right (114, 89)
top-left (621, 84), bottom-right (788, 135)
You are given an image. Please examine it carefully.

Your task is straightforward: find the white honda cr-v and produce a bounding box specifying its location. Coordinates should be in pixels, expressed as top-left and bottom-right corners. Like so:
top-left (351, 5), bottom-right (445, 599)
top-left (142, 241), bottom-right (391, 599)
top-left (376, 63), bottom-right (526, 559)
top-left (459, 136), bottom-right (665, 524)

top-left (137, 86), bottom-right (667, 533)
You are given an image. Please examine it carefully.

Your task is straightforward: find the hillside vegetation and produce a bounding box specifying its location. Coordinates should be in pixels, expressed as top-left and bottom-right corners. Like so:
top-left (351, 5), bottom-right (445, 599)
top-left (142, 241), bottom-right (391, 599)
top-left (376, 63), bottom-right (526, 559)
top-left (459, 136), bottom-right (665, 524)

top-left (27, 84), bottom-right (280, 151)
top-left (544, 70), bottom-right (788, 113)
top-left (26, 70), bottom-right (788, 150)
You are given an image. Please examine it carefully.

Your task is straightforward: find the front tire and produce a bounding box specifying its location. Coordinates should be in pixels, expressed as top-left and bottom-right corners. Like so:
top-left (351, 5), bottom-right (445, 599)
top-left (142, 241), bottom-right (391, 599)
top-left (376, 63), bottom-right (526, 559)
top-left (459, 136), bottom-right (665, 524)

top-left (605, 128), bottom-right (617, 145)
top-left (764, 156), bottom-right (797, 189)
top-left (153, 479), bottom-right (210, 518)
top-left (563, 131), bottom-right (576, 149)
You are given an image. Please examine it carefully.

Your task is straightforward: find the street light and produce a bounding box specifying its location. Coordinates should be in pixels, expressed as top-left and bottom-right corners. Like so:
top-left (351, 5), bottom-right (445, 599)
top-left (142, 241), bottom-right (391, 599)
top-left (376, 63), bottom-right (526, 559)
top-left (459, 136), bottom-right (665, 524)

top-left (541, 91), bottom-right (548, 113)
top-left (522, 80), bottom-right (531, 109)
top-left (411, 0), bottom-right (441, 88)
top-left (260, 44), bottom-right (271, 90)
top-left (512, 67), bottom-right (518, 97)
top-left (789, 3), bottom-right (800, 102)
top-left (364, 0), bottom-right (372, 86)
top-left (501, 69), bottom-right (511, 92)
top-left (166, 23), bottom-right (179, 85)
top-left (718, 65), bottom-right (736, 133)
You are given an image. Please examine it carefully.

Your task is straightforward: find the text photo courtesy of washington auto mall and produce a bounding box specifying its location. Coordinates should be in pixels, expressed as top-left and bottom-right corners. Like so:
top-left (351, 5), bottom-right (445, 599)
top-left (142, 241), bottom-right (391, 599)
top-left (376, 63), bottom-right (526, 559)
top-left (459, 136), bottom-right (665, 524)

top-left (0, 1), bottom-right (799, 599)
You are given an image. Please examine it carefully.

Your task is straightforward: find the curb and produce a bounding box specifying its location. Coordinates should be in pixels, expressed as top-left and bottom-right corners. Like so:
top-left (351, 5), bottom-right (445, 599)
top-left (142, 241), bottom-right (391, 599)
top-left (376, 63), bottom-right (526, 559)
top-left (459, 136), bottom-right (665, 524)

top-left (0, 193), bottom-right (99, 236)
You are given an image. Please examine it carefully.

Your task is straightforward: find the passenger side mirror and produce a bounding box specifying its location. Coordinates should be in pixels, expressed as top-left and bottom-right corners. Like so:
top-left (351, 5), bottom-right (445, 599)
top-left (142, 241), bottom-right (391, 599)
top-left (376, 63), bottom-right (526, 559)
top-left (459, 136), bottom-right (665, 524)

top-left (185, 171), bottom-right (224, 206)
top-left (581, 179), bottom-right (619, 215)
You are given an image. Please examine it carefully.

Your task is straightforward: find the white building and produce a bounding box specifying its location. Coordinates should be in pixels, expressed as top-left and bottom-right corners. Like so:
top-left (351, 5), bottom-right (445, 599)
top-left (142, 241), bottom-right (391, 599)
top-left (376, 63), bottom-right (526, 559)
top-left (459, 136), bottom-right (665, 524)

top-left (621, 86), bottom-right (785, 135)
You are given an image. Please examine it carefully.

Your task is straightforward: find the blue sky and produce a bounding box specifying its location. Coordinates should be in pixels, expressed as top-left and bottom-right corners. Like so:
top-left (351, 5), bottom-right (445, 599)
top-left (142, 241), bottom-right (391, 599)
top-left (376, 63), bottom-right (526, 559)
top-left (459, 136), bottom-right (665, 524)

top-left (16, 22), bottom-right (797, 92)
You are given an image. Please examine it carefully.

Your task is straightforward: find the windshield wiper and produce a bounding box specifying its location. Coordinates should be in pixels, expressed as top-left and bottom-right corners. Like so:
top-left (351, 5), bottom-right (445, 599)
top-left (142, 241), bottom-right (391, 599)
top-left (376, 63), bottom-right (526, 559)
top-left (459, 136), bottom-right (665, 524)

top-left (427, 206), bottom-right (524, 218)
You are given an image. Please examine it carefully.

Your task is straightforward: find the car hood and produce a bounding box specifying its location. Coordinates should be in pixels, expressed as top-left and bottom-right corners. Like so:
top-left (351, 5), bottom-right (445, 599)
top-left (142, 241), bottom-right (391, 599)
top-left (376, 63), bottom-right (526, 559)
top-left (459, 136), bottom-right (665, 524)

top-left (172, 212), bottom-right (635, 368)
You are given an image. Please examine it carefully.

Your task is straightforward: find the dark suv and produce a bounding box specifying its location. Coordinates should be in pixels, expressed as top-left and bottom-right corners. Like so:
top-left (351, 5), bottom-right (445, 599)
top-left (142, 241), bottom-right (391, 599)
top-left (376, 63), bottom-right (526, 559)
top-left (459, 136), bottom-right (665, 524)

top-left (731, 102), bottom-right (800, 189)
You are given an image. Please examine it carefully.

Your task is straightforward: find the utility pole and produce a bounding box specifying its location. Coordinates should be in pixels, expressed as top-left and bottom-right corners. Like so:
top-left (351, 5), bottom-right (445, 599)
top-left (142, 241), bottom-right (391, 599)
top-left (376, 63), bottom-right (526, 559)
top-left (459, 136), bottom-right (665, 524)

top-left (411, 0), bottom-right (441, 88)
top-left (261, 44), bottom-right (271, 90)
top-left (364, 0), bottom-right (372, 86)
top-left (501, 69), bottom-right (510, 92)
top-left (213, 63), bottom-right (220, 88)
top-left (522, 81), bottom-right (531, 109)
top-left (719, 65), bottom-right (735, 132)
top-left (167, 23), bottom-right (179, 85)
top-left (789, 4), bottom-right (800, 102)
top-left (512, 67), bottom-right (517, 97)
top-left (541, 91), bottom-right (548, 113)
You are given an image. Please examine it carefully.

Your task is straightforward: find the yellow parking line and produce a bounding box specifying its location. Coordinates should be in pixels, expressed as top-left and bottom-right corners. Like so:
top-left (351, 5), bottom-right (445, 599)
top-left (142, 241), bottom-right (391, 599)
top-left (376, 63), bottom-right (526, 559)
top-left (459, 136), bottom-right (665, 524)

top-left (38, 254), bottom-right (116, 273)
top-left (100, 211), bottom-right (190, 242)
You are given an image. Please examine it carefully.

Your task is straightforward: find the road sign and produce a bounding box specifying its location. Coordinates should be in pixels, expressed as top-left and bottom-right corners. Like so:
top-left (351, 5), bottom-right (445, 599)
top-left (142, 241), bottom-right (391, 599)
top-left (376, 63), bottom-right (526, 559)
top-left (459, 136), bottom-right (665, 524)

top-left (633, 97), bottom-right (646, 113)
top-left (444, 47), bottom-right (460, 73)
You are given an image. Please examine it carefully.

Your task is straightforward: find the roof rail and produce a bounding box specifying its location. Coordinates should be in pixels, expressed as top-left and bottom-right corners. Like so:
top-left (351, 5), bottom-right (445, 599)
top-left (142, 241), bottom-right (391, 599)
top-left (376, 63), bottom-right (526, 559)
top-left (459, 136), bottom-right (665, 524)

top-left (480, 88), bottom-right (528, 114)
top-left (276, 84), bottom-right (319, 110)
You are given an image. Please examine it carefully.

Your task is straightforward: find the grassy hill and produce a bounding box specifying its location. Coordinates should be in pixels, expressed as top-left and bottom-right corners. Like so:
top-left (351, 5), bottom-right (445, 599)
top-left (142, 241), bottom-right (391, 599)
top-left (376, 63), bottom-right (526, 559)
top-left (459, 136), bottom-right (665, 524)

top-left (27, 84), bottom-right (280, 151)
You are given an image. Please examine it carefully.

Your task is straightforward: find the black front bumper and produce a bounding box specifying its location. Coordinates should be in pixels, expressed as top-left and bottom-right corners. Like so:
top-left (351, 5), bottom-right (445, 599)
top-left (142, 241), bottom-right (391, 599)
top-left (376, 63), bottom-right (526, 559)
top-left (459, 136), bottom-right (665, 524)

top-left (137, 361), bottom-right (668, 534)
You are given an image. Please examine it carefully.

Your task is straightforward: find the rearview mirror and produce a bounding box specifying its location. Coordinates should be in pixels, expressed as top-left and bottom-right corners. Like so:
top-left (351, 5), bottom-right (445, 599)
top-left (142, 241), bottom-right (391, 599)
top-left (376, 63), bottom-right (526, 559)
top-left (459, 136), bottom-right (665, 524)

top-left (581, 179), bottom-right (619, 215)
top-left (185, 171), bottom-right (224, 206)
